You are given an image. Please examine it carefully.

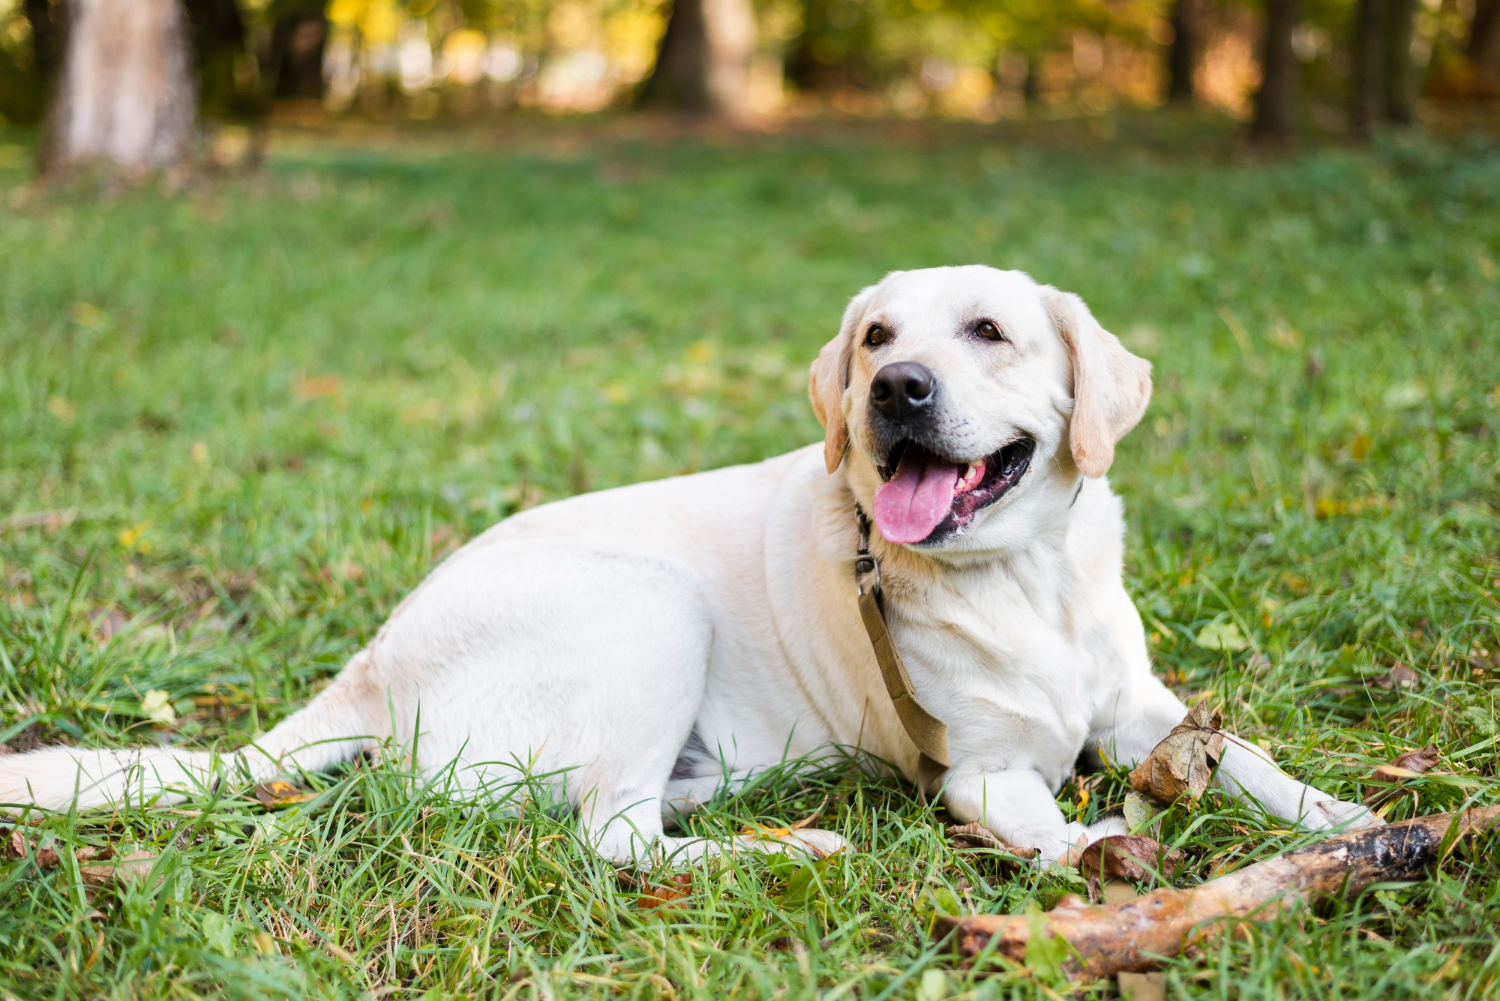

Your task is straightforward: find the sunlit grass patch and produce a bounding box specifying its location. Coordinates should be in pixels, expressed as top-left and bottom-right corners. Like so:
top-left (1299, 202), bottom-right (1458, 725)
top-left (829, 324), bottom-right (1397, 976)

top-left (0, 120), bottom-right (1497, 998)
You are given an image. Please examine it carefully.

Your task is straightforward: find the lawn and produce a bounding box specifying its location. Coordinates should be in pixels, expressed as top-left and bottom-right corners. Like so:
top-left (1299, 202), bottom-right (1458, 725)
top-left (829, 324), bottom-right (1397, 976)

top-left (1, 115), bottom-right (1498, 999)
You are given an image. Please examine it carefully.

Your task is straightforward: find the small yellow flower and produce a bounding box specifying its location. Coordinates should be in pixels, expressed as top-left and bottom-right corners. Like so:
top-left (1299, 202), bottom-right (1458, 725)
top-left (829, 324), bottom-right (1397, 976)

top-left (118, 522), bottom-right (151, 552)
top-left (70, 302), bottom-right (103, 328)
top-left (191, 442), bottom-right (209, 464)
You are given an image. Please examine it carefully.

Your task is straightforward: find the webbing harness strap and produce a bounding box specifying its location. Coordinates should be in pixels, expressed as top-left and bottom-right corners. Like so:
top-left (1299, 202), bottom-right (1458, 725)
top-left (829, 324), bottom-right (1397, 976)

top-left (853, 506), bottom-right (950, 797)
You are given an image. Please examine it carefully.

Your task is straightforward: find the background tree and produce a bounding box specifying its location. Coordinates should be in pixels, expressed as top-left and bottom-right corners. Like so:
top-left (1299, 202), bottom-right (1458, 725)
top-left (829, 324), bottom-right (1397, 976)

top-left (1165, 0), bottom-right (1197, 104)
top-left (1381, 0), bottom-right (1413, 123)
top-left (24, 0), bottom-right (66, 92)
top-left (1252, 0), bottom-right (1301, 142)
top-left (1350, 0), bottom-right (1383, 136)
top-left (44, 0), bottom-right (197, 173)
top-left (183, 0), bottom-right (254, 118)
top-left (1351, 0), bottom-right (1415, 136)
top-left (1470, 0), bottom-right (1500, 93)
top-left (637, 0), bottom-right (755, 114)
top-left (267, 0), bottom-right (329, 100)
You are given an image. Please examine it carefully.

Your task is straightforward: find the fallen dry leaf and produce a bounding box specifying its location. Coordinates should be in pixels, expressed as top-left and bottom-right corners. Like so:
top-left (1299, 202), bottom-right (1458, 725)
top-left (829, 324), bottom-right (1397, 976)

top-left (1078, 835), bottom-right (1187, 883)
top-left (292, 375), bottom-right (342, 401)
top-left (1364, 745), bottom-right (1442, 807)
top-left (1129, 703), bottom-right (1224, 806)
top-left (254, 780), bottom-right (313, 808)
top-left (79, 851), bottom-right (157, 887)
top-left (4, 827), bottom-right (24, 859)
top-left (946, 822), bottom-right (1007, 851)
top-left (945, 822), bottom-right (1039, 877)
top-left (90, 608), bottom-right (129, 642)
top-left (1373, 664), bottom-right (1421, 691)
top-left (3, 508), bottom-right (78, 533)
top-left (1118, 970), bottom-right (1168, 1001)
top-left (1381, 745), bottom-right (1441, 777)
top-left (4, 829), bottom-right (118, 871)
top-left (637, 873), bottom-right (693, 910)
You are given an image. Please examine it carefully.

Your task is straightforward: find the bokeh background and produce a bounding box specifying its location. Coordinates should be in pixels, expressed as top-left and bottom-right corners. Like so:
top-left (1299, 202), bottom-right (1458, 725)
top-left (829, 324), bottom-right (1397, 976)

top-left (2, 1), bottom-right (1499, 999)
top-left (3, 0), bottom-right (1500, 135)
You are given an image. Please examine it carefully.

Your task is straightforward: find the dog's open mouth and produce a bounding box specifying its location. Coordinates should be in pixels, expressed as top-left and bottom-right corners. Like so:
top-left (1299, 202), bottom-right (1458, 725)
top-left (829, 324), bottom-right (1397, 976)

top-left (872, 437), bottom-right (1034, 545)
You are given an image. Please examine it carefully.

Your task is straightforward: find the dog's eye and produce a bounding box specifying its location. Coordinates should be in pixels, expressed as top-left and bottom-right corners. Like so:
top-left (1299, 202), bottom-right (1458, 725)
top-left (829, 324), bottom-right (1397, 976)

top-left (976, 320), bottom-right (1006, 342)
top-left (865, 324), bottom-right (889, 346)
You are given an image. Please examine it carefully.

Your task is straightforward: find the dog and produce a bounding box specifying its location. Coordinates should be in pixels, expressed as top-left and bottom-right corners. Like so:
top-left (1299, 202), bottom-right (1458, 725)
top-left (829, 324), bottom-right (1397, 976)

top-left (0, 266), bottom-right (1378, 863)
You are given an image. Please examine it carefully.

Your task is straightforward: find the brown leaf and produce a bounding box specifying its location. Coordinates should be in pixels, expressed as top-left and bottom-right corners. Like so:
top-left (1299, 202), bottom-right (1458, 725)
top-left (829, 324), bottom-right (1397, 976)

top-left (292, 375), bottom-right (341, 401)
top-left (254, 780), bottom-right (313, 808)
top-left (1078, 835), bottom-right (1187, 883)
top-left (1128, 703), bottom-right (1225, 806)
top-left (1373, 664), bottom-right (1420, 690)
top-left (3, 830), bottom-right (117, 871)
top-left (945, 823), bottom-right (1038, 878)
top-left (637, 873), bottom-right (693, 910)
top-left (946, 822), bottom-right (1007, 851)
top-left (79, 851), bottom-right (158, 887)
top-left (1385, 745), bottom-right (1441, 775)
top-left (3, 827), bottom-right (24, 859)
top-left (1119, 971), bottom-right (1168, 1001)
top-left (90, 608), bottom-right (129, 642)
top-left (1364, 745), bottom-right (1442, 806)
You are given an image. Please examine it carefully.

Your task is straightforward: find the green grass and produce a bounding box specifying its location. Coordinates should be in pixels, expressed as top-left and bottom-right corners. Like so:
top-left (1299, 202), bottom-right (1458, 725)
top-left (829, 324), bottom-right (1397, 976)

top-left (1, 115), bottom-right (1499, 999)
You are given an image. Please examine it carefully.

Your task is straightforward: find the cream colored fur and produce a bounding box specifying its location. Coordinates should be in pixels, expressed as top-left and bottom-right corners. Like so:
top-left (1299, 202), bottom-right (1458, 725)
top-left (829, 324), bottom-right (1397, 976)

top-left (0, 266), bottom-right (1378, 863)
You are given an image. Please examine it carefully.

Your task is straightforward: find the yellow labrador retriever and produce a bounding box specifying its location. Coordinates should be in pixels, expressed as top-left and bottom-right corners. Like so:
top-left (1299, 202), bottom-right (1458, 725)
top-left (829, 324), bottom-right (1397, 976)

top-left (1, 266), bottom-right (1377, 862)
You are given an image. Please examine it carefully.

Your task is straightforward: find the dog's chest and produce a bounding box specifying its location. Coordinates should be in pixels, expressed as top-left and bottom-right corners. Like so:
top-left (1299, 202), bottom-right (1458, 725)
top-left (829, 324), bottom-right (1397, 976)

top-left (891, 560), bottom-right (1122, 781)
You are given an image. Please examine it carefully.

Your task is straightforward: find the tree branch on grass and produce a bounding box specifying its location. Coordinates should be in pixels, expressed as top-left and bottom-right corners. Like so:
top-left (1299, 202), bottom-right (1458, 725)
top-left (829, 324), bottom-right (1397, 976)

top-left (940, 807), bottom-right (1500, 979)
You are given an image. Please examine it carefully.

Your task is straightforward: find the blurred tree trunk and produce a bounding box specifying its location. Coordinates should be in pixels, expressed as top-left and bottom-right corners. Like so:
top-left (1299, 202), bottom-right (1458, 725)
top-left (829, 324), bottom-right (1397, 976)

top-left (1469, 0), bottom-right (1500, 89)
top-left (1352, 0), bottom-right (1415, 135)
top-left (44, 0), bottom-right (196, 173)
top-left (639, 0), bottom-right (754, 115)
top-left (269, 1), bottom-right (328, 100)
top-left (24, 0), bottom-right (67, 86)
top-left (1165, 0), bottom-right (1196, 104)
top-left (1381, 0), bottom-right (1414, 123)
top-left (1252, 0), bottom-right (1301, 142)
top-left (1023, 52), bottom-right (1041, 106)
top-left (183, 0), bottom-right (250, 118)
top-left (1350, 0), bottom-right (1384, 137)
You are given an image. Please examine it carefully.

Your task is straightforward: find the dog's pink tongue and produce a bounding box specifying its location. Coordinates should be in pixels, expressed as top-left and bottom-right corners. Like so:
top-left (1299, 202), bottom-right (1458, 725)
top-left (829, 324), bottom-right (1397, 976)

top-left (872, 448), bottom-right (960, 544)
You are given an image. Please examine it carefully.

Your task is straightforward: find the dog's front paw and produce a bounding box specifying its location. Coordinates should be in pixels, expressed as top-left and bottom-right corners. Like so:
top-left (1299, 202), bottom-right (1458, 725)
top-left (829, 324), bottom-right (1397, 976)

top-left (1306, 797), bottom-right (1384, 832)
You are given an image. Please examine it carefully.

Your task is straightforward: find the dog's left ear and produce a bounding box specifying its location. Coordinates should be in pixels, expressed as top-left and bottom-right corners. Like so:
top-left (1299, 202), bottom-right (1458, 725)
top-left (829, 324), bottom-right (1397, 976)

top-left (808, 289), bottom-right (873, 473)
top-left (1044, 288), bottom-right (1152, 478)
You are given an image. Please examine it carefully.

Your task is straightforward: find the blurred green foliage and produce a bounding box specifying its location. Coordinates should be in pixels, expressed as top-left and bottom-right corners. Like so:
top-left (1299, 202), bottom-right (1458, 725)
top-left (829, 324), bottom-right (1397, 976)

top-left (0, 118), bottom-right (1497, 996)
top-left (0, 0), bottom-right (1491, 127)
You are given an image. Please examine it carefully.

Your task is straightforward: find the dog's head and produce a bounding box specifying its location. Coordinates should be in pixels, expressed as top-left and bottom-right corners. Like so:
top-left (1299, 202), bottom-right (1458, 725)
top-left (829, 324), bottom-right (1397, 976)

top-left (809, 266), bottom-right (1151, 552)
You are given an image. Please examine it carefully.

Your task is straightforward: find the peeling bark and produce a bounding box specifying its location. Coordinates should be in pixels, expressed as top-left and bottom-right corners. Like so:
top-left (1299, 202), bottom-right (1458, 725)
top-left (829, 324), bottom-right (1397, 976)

top-left (940, 808), bottom-right (1500, 979)
top-left (45, 0), bottom-right (196, 173)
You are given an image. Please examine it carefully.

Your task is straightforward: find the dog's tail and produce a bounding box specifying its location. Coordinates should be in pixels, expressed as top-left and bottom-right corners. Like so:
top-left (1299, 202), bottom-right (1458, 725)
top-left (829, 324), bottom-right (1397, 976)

top-left (0, 650), bottom-right (383, 813)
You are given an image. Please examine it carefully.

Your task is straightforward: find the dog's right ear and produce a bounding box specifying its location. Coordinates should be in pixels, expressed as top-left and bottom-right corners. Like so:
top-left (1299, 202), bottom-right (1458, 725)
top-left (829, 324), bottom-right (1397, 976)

top-left (808, 290), bottom-right (872, 473)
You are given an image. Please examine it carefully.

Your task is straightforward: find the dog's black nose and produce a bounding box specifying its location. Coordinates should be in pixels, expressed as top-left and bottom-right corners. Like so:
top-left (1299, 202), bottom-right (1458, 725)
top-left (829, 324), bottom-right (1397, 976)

top-left (870, 362), bottom-right (936, 421)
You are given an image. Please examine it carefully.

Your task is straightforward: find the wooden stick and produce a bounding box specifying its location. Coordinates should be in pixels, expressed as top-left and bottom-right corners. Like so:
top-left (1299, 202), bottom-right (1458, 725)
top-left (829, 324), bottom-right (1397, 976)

top-left (938, 807), bottom-right (1499, 978)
